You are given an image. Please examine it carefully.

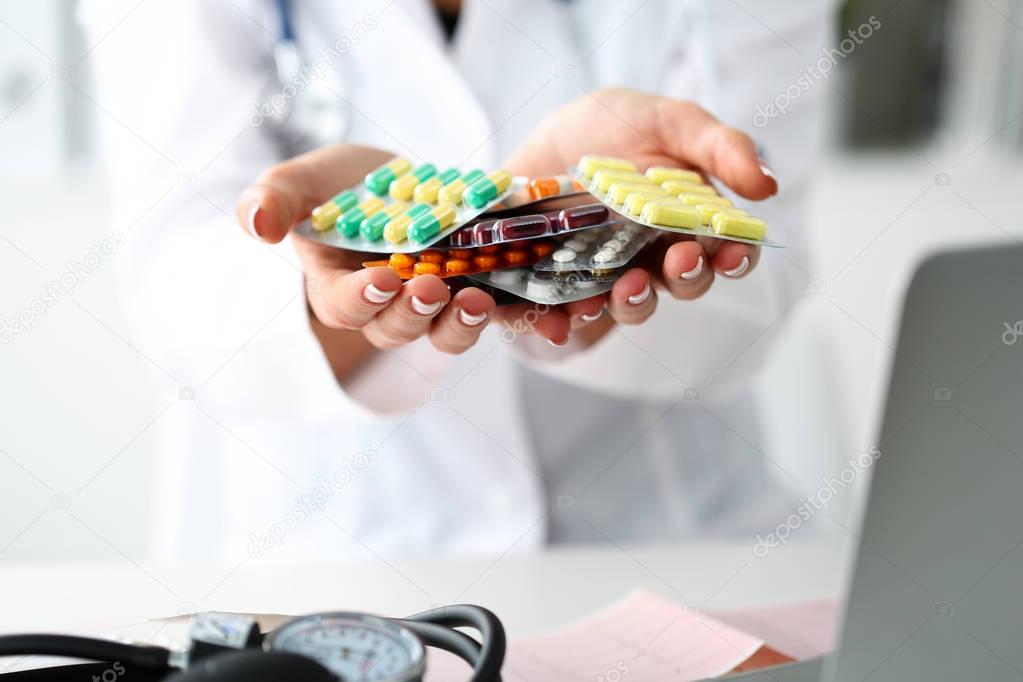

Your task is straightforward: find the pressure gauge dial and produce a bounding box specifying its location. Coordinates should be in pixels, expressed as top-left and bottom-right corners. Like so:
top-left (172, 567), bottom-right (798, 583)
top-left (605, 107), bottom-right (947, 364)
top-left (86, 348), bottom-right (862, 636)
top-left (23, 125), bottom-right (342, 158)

top-left (266, 612), bottom-right (426, 682)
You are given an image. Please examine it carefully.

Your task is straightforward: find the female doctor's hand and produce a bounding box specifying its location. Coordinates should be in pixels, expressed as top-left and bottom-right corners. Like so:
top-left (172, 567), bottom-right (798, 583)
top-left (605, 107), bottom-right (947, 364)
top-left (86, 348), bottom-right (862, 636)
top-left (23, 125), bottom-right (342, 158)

top-left (505, 87), bottom-right (777, 331)
top-left (235, 144), bottom-right (599, 366)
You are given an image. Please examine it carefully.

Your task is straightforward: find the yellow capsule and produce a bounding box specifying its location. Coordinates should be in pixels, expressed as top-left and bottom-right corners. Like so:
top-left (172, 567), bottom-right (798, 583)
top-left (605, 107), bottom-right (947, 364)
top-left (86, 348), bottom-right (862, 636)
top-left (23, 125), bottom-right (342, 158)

top-left (589, 170), bottom-right (652, 194)
top-left (696, 204), bottom-right (749, 224)
top-left (310, 201), bottom-right (342, 232)
top-left (640, 203), bottom-right (701, 230)
top-left (711, 212), bottom-right (767, 240)
top-left (413, 177), bottom-right (443, 204)
top-left (438, 179), bottom-right (466, 205)
top-left (433, 203), bottom-right (457, 228)
top-left (389, 174), bottom-right (421, 201)
top-left (624, 192), bottom-right (680, 217)
top-left (607, 182), bottom-right (667, 206)
top-left (578, 155), bottom-right (637, 179)
top-left (489, 169), bottom-right (512, 193)
top-left (680, 193), bottom-right (732, 208)
top-left (661, 181), bottom-right (716, 197)
top-left (646, 167), bottom-right (703, 185)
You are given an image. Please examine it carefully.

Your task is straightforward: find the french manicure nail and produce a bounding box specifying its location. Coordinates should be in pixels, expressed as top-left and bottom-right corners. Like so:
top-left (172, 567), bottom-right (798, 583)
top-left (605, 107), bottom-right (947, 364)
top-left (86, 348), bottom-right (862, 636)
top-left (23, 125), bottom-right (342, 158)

top-left (580, 311), bottom-right (603, 322)
top-left (724, 256), bottom-right (750, 278)
top-left (248, 202), bottom-right (264, 238)
top-left (681, 256), bottom-right (705, 281)
top-left (411, 296), bottom-right (443, 316)
top-left (759, 159), bottom-right (778, 194)
top-left (458, 309), bottom-right (488, 327)
top-left (363, 283), bottom-right (398, 304)
top-left (548, 336), bottom-right (569, 347)
top-left (627, 283), bottom-right (651, 306)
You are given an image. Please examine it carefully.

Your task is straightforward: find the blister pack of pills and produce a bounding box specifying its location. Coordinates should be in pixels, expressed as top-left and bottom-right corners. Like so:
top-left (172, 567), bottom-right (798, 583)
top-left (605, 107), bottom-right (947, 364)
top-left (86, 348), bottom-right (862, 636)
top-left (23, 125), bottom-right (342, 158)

top-left (362, 241), bottom-right (555, 280)
top-left (571, 155), bottom-right (780, 248)
top-left (467, 268), bottom-right (617, 305)
top-left (295, 157), bottom-right (525, 253)
top-left (533, 222), bottom-right (657, 273)
top-left (443, 195), bottom-right (627, 249)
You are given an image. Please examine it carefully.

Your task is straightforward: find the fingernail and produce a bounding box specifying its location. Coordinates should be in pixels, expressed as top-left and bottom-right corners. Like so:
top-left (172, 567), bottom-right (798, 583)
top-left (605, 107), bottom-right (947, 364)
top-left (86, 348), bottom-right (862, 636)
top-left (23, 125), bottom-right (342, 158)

top-left (627, 283), bottom-right (651, 306)
top-left (724, 256), bottom-right (751, 278)
top-left (363, 283), bottom-right (398, 304)
top-left (759, 159), bottom-right (778, 194)
top-left (580, 311), bottom-right (603, 322)
top-left (411, 296), bottom-right (443, 316)
top-left (248, 202), bottom-right (265, 238)
top-left (681, 256), bottom-right (705, 281)
top-left (548, 336), bottom-right (569, 347)
top-left (458, 309), bottom-right (488, 327)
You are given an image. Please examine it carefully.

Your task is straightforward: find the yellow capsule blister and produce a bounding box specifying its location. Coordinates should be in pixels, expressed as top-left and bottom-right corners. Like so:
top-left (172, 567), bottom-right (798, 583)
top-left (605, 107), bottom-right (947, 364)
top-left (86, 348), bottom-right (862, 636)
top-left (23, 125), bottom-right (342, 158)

top-left (697, 204), bottom-right (749, 224)
top-left (646, 167), bottom-right (703, 185)
top-left (607, 182), bottom-right (667, 206)
top-left (680, 193), bottom-right (732, 208)
top-left (590, 170), bottom-right (652, 194)
top-left (579, 155), bottom-right (637, 179)
top-left (711, 212), bottom-right (767, 240)
top-left (489, 169), bottom-right (513, 194)
top-left (311, 202), bottom-right (342, 232)
top-left (640, 203), bottom-right (702, 230)
top-left (433, 204), bottom-right (457, 228)
top-left (624, 192), bottom-right (680, 217)
top-left (661, 181), bottom-right (716, 197)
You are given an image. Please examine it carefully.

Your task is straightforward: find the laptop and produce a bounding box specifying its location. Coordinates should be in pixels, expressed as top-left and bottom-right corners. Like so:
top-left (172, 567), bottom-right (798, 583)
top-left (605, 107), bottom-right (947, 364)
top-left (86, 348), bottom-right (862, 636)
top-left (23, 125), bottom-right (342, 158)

top-left (724, 244), bottom-right (1023, 681)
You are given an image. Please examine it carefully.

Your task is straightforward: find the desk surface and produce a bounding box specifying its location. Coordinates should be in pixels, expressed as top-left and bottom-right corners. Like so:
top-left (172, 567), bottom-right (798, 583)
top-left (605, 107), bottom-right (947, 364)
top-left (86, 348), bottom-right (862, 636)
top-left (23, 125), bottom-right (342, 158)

top-left (0, 539), bottom-right (850, 636)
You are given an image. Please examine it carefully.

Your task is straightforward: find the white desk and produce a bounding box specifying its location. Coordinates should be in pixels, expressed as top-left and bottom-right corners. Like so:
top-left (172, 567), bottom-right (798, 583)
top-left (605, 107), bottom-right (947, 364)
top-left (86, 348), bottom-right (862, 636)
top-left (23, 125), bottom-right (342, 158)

top-left (0, 538), bottom-right (849, 638)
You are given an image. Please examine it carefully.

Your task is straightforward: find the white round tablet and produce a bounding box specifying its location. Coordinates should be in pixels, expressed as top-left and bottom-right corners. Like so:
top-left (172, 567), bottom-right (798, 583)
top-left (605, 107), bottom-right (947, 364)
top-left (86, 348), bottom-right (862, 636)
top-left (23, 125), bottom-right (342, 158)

top-left (593, 248), bottom-right (617, 264)
top-left (552, 248), bottom-right (577, 263)
top-left (563, 239), bottom-right (587, 252)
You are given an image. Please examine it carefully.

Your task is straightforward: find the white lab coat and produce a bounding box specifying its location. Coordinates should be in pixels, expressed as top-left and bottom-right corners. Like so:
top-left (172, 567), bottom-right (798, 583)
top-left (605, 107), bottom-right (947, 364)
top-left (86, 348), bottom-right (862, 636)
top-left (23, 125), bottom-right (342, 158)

top-left (79, 0), bottom-right (837, 561)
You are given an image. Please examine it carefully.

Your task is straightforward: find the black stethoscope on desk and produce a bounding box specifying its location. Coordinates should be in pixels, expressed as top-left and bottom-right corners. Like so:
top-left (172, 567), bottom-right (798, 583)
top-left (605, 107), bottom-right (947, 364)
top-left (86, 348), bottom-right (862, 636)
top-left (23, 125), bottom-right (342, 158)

top-left (0, 605), bottom-right (505, 682)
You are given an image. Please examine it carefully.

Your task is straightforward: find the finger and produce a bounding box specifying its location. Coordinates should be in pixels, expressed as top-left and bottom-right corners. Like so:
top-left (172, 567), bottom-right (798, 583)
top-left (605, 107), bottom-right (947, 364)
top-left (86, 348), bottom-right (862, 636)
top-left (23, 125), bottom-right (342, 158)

top-left (654, 100), bottom-right (777, 200)
top-left (565, 294), bottom-right (608, 328)
top-left (495, 303), bottom-right (573, 346)
top-left (710, 242), bottom-right (761, 280)
top-left (660, 240), bottom-right (715, 300)
top-left (235, 144), bottom-right (394, 243)
top-left (608, 268), bottom-right (657, 325)
top-left (362, 275), bottom-right (451, 349)
top-left (428, 287), bottom-right (496, 354)
top-left (307, 266), bottom-right (404, 330)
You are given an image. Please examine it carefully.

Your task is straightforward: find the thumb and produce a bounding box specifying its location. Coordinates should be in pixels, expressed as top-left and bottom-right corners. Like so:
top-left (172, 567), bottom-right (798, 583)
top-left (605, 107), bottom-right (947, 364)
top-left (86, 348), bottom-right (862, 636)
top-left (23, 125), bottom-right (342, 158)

top-left (235, 144), bottom-right (395, 244)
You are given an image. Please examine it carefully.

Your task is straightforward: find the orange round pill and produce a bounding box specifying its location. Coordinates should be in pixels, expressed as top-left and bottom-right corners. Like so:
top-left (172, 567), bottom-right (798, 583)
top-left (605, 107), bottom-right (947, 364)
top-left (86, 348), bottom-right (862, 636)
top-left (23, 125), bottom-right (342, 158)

top-left (418, 250), bottom-right (444, 264)
top-left (388, 253), bottom-right (416, 269)
top-left (473, 255), bottom-right (501, 270)
top-left (478, 245), bottom-right (501, 254)
top-left (503, 249), bottom-right (528, 265)
top-left (444, 258), bottom-right (471, 274)
top-left (413, 261), bottom-right (442, 276)
top-left (448, 249), bottom-right (473, 259)
top-left (530, 241), bottom-right (554, 258)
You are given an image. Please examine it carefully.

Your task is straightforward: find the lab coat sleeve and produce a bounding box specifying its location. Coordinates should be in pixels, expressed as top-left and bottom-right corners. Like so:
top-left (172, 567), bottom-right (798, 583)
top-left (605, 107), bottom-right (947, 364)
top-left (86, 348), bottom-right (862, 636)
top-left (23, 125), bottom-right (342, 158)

top-left (77, 0), bottom-right (427, 420)
top-left (515, 0), bottom-right (838, 404)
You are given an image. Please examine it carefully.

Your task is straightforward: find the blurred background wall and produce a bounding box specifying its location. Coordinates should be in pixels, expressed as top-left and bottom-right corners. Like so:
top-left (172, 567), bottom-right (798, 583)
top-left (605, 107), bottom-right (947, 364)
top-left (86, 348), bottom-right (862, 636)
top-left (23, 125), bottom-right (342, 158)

top-left (1, 0), bottom-right (1021, 559)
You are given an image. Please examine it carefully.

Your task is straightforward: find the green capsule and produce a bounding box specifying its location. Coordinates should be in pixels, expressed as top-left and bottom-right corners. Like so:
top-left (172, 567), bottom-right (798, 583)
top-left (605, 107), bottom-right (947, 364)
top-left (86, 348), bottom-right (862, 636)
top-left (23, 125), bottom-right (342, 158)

top-left (360, 203), bottom-right (408, 242)
top-left (461, 169), bottom-right (485, 185)
top-left (365, 158), bottom-right (413, 196)
top-left (464, 170), bottom-right (513, 209)
top-left (437, 168), bottom-right (461, 185)
top-left (408, 205), bottom-right (457, 244)
top-left (337, 197), bottom-right (386, 237)
top-left (331, 190), bottom-right (359, 211)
